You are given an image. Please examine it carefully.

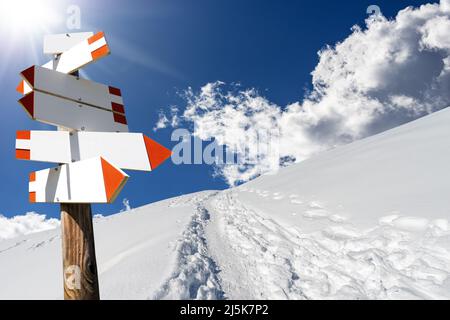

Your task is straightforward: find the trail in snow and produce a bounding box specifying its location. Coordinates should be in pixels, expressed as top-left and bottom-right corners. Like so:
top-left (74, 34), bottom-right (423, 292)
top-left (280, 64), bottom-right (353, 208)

top-left (1, 188), bottom-right (448, 300)
top-left (0, 192), bottom-right (212, 299)
top-left (205, 191), bottom-right (450, 300)
top-left (153, 192), bottom-right (225, 300)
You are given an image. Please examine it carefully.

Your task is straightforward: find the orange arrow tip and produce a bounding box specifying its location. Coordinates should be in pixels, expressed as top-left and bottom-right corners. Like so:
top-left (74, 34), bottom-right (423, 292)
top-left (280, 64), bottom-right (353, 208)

top-left (143, 135), bottom-right (172, 170)
top-left (16, 80), bottom-right (24, 94)
top-left (100, 157), bottom-right (128, 203)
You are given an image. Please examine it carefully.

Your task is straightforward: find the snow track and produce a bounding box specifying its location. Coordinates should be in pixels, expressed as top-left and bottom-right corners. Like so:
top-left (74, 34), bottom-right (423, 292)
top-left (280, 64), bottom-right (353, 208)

top-left (153, 192), bottom-right (225, 300)
top-left (0, 188), bottom-right (448, 299)
top-left (205, 191), bottom-right (450, 300)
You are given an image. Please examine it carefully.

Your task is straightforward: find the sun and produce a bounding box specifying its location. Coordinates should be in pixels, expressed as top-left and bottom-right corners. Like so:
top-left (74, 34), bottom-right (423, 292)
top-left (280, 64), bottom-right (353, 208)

top-left (0, 0), bottom-right (68, 72)
top-left (0, 0), bottom-right (62, 37)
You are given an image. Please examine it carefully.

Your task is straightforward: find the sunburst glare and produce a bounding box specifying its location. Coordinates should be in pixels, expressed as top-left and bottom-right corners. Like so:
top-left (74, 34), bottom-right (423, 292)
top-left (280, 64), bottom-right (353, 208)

top-left (0, 0), bottom-right (62, 37)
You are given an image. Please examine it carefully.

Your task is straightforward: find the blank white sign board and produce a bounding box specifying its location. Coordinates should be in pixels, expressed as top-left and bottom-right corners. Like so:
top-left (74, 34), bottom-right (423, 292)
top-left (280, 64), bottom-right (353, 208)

top-left (20, 65), bottom-right (125, 114)
top-left (29, 156), bottom-right (128, 203)
top-left (42, 31), bottom-right (110, 74)
top-left (18, 91), bottom-right (128, 132)
top-left (43, 32), bottom-right (94, 55)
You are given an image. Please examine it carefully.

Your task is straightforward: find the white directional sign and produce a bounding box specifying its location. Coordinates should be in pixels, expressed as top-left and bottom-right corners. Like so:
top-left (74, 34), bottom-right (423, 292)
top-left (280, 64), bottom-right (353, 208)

top-left (43, 31), bottom-right (110, 74)
top-left (44, 32), bottom-right (94, 55)
top-left (17, 31), bottom-right (109, 95)
top-left (19, 65), bottom-right (126, 114)
top-left (29, 156), bottom-right (128, 203)
top-left (18, 91), bottom-right (128, 132)
top-left (16, 30), bottom-right (172, 204)
top-left (16, 131), bottom-right (172, 171)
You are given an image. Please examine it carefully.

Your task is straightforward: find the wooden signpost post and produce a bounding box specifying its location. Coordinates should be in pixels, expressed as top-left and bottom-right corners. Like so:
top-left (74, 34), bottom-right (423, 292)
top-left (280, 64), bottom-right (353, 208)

top-left (61, 203), bottom-right (100, 300)
top-left (15, 31), bottom-right (172, 299)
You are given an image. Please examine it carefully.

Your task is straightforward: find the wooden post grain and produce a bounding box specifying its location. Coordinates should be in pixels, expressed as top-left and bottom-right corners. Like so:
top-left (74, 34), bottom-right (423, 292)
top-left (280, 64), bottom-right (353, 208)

top-left (61, 203), bottom-right (100, 300)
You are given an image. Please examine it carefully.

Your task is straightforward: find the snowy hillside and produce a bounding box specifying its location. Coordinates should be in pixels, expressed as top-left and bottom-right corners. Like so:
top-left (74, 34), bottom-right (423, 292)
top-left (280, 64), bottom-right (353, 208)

top-left (1, 108), bottom-right (450, 299)
top-left (206, 107), bottom-right (450, 299)
top-left (0, 192), bottom-right (219, 299)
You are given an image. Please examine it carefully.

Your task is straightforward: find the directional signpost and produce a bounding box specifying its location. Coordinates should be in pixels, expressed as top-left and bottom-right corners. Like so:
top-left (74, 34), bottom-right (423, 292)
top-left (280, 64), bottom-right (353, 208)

top-left (17, 31), bottom-right (111, 96)
top-left (16, 131), bottom-right (170, 171)
top-left (15, 31), bottom-right (172, 299)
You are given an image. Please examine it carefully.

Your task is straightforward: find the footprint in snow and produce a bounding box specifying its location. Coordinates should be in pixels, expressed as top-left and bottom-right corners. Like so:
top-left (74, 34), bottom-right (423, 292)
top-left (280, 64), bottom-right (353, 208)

top-left (309, 201), bottom-right (324, 209)
top-left (290, 199), bottom-right (303, 205)
top-left (272, 192), bottom-right (285, 200)
top-left (303, 209), bottom-right (330, 219)
top-left (328, 214), bottom-right (347, 223)
top-left (322, 225), bottom-right (361, 239)
top-left (256, 190), bottom-right (269, 197)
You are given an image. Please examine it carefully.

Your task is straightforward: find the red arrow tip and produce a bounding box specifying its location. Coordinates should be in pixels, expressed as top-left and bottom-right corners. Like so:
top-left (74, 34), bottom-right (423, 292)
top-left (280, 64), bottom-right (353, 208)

top-left (20, 66), bottom-right (35, 88)
top-left (143, 135), bottom-right (172, 170)
top-left (18, 92), bottom-right (34, 118)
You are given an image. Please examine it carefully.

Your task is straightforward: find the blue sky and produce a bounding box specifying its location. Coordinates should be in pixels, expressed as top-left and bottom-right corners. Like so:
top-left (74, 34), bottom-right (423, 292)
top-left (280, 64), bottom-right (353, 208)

top-left (0, 0), bottom-right (435, 218)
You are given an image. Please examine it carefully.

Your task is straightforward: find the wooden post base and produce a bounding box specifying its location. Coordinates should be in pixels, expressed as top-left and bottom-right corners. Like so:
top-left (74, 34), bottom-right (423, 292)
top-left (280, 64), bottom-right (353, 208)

top-left (61, 203), bottom-right (100, 300)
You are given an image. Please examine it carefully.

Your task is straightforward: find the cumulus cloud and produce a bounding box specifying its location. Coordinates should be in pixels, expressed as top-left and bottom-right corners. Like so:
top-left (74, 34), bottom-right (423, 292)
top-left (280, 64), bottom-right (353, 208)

top-left (0, 212), bottom-right (59, 241)
top-left (160, 0), bottom-right (450, 186)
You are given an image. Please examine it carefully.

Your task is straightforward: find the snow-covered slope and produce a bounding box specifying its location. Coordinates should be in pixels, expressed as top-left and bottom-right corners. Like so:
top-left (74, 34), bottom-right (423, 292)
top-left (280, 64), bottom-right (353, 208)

top-left (206, 107), bottom-right (450, 299)
top-left (233, 107), bottom-right (450, 229)
top-left (0, 192), bottom-right (219, 299)
top-left (1, 108), bottom-right (450, 299)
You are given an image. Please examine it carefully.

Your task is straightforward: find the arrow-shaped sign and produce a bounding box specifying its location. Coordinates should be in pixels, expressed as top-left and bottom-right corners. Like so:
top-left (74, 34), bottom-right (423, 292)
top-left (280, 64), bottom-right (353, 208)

top-left (16, 130), bottom-right (172, 171)
top-left (29, 156), bottom-right (128, 203)
top-left (18, 91), bottom-right (128, 132)
top-left (17, 31), bottom-right (109, 95)
top-left (19, 65), bottom-right (126, 115)
top-left (44, 31), bottom-right (110, 74)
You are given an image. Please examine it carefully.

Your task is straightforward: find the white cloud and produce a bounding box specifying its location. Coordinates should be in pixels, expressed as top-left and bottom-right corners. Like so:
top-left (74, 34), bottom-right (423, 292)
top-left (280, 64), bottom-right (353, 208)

top-left (421, 15), bottom-right (450, 50)
top-left (153, 106), bottom-right (180, 131)
top-left (441, 0), bottom-right (450, 12)
top-left (159, 0), bottom-right (450, 186)
top-left (153, 112), bottom-right (169, 131)
top-left (0, 212), bottom-right (59, 241)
